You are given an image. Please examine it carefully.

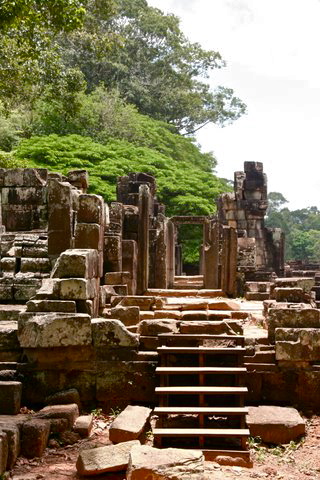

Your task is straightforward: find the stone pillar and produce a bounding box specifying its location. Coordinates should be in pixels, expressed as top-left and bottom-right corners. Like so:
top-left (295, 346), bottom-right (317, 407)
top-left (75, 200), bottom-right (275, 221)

top-left (203, 221), bottom-right (220, 289)
top-left (48, 179), bottom-right (73, 256)
top-left (122, 240), bottom-right (137, 295)
top-left (227, 227), bottom-right (238, 296)
top-left (154, 217), bottom-right (168, 289)
top-left (137, 185), bottom-right (150, 294)
top-left (167, 220), bottom-right (175, 289)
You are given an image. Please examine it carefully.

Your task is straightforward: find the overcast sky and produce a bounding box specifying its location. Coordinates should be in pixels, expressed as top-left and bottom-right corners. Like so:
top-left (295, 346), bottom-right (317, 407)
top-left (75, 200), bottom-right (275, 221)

top-left (148, 0), bottom-right (320, 210)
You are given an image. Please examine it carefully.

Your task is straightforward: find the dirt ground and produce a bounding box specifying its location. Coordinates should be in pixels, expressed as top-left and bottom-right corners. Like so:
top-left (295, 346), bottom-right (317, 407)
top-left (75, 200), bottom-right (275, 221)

top-left (8, 413), bottom-right (320, 480)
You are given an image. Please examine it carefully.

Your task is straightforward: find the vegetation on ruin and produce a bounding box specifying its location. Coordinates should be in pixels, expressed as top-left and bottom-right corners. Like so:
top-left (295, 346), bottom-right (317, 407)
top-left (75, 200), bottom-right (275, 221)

top-left (266, 192), bottom-right (320, 262)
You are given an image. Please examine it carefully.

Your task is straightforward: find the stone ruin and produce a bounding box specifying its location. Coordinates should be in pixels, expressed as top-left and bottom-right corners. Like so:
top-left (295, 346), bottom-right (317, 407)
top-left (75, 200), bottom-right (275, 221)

top-left (0, 162), bottom-right (318, 475)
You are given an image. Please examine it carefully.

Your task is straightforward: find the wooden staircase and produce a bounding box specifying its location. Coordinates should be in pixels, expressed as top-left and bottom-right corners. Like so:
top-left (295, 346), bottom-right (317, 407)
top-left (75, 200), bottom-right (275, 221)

top-left (153, 333), bottom-right (251, 464)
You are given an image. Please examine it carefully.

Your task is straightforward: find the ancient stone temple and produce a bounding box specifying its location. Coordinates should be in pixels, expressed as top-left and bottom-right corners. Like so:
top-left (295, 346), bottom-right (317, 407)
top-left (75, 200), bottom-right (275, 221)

top-left (0, 164), bottom-right (318, 475)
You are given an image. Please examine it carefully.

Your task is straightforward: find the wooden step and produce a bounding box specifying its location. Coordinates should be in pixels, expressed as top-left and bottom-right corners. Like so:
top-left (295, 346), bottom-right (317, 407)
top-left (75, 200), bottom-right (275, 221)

top-left (154, 407), bottom-right (249, 415)
top-left (157, 346), bottom-right (245, 354)
top-left (153, 428), bottom-right (250, 437)
top-left (156, 386), bottom-right (248, 395)
top-left (156, 367), bottom-right (246, 374)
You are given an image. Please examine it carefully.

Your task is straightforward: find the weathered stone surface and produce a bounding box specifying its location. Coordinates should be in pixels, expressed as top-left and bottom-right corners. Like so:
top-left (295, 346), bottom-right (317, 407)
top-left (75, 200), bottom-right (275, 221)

top-left (76, 440), bottom-right (140, 476)
top-left (127, 445), bottom-right (204, 480)
top-left (74, 223), bottom-right (103, 250)
top-left (275, 328), bottom-right (320, 361)
top-left (77, 194), bottom-right (104, 224)
top-left (267, 306), bottom-right (320, 341)
top-left (0, 381), bottom-right (22, 414)
top-left (0, 431), bottom-right (8, 475)
top-left (20, 257), bottom-right (51, 273)
top-left (26, 300), bottom-right (76, 313)
top-left (110, 306), bottom-right (140, 326)
top-left (0, 322), bottom-right (20, 350)
top-left (45, 388), bottom-right (81, 407)
top-left (73, 415), bottom-right (93, 437)
top-left (21, 419), bottom-right (50, 458)
top-left (0, 423), bottom-right (19, 469)
top-left (58, 278), bottom-right (98, 300)
top-left (138, 319), bottom-right (179, 336)
top-left (109, 405), bottom-right (152, 444)
top-left (180, 320), bottom-right (243, 335)
top-left (246, 406), bottom-right (305, 444)
top-left (18, 313), bottom-right (92, 348)
top-left (153, 310), bottom-right (180, 319)
top-left (274, 287), bottom-right (305, 303)
top-left (35, 404), bottom-right (79, 429)
top-left (92, 319), bottom-right (138, 348)
top-left (51, 249), bottom-right (99, 279)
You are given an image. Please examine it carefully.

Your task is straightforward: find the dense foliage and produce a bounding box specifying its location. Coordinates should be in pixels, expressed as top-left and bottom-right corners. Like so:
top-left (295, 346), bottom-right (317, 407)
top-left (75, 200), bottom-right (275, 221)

top-left (266, 192), bottom-right (320, 262)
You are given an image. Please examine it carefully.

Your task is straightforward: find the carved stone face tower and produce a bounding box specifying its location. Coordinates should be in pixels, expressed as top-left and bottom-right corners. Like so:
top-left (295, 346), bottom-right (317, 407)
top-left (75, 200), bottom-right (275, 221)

top-left (218, 162), bottom-right (284, 278)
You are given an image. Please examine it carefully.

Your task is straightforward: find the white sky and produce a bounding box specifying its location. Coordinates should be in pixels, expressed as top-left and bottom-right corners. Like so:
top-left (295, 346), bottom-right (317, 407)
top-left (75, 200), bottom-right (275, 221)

top-left (148, 0), bottom-right (320, 210)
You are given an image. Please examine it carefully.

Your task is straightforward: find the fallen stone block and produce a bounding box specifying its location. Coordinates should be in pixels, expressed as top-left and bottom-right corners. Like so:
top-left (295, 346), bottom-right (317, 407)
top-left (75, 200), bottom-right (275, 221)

top-left (275, 328), bottom-right (320, 361)
top-left (110, 306), bottom-right (140, 326)
top-left (51, 249), bottom-right (99, 279)
top-left (246, 406), bottom-right (305, 444)
top-left (76, 439), bottom-right (140, 476)
top-left (274, 287), bottom-right (305, 303)
top-left (0, 431), bottom-right (8, 475)
top-left (18, 313), bottom-right (92, 348)
top-left (267, 306), bottom-right (320, 342)
top-left (58, 278), bottom-right (98, 300)
top-left (45, 388), bottom-right (81, 408)
top-left (0, 423), bottom-right (19, 469)
top-left (21, 419), bottom-right (50, 458)
top-left (0, 381), bottom-right (22, 414)
top-left (138, 319), bottom-right (179, 336)
top-left (127, 445), bottom-right (204, 480)
top-left (35, 404), bottom-right (79, 429)
top-left (109, 405), bottom-right (152, 444)
top-left (73, 415), bottom-right (93, 438)
top-left (92, 319), bottom-right (138, 348)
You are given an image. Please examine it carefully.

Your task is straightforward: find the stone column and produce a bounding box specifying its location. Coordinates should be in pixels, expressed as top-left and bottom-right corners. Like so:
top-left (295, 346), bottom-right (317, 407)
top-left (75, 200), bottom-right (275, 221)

top-left (137, 185), bottom-right (150, 294)
top-left (167, 220), bottom-right (175, 289)
top-left (227, 227), bottom-right (238, 296)
top-left (203, 221), bottom-right (219, 289)
top-left (154, 217), bottom-right (168, 289)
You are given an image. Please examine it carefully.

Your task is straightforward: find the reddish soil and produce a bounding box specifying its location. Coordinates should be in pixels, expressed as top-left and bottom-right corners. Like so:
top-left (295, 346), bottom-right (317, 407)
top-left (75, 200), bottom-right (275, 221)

top-left (9, 415), bottom-right (320, 480)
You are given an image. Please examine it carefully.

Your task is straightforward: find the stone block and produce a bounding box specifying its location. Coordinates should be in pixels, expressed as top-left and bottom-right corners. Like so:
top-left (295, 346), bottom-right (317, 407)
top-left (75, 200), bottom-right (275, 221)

top-left (0, 322), bottom-right (19, 350)
top-left (179, 320), bottom-right (243, 335)
top-left (73, 415), bottom-right (93, 437)
top-left (51, 249), bottom-right (99, 279)
top-left (109, 405), bottom-right (152, 444)
top-left (76, 440), bottom-right (140, 476)
top-left (18, 313), bottom-right (92, 348)
top-left (127, 445), bottom-right (204, 480)
top-left (105, 271), bottom-right (131, 285)
top-left (20, 257), bottom-right (51, 273)
top-left (92, 319), bottom-right (138, 348)
top-left (104, 235), bottom-right (122, 272)
top-left (26, 299), bottom-right (76, 313)
top-left (35, 404), bottom-right (79, 429)
top-left (58, 278), bottom-right (98, 300)
top-left (3, 168), bottom-right (24, 186)
top-left (0, 257), bottom-right (16, 273)
top-left (0, 423), bottom-right (20, 469)
top-left (275, 328), bottom-right (320, 361)
top-left (110, 306), bottom-right (140, 326)
top-left (0, 431), bottom-right (8, 475)
top-left (21, 419), bottom-right (50, 458)
top-left (274, 287), bottom-right (305, 303)
top-left (267, 306), bottom-right (320, 342)
top-left (74, 223), bottom-right (103, 250)
top-left (138, 319), bottom-right (179, 336)
top-left (48, 229), bottom-right (72, 257)
top-left (45, 388), bottom-right (81, 408)
top-left (246, 406), bottom-right (305, 444)
top-left (67, 169), bottom-right (89, 191)
top-left (77, 194), bottom-right (104, 223)
top-left (0, 381), bottom-right (22, 414)
top-left (23, 168), bottom-right (48, 186)
top-left (1, 187), bottom-right (46, 205)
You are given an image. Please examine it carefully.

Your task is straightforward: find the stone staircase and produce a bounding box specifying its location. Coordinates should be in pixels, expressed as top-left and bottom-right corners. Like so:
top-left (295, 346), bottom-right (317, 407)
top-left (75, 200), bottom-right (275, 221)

top-left (153, 332), bottom-right (250, 464)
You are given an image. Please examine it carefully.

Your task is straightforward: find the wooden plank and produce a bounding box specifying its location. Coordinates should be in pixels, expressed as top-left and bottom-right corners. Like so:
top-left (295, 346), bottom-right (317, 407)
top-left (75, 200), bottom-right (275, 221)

top-left (156, 367), bottom-right (246, 374)
top-left (155, 386), bottom-right (248, 394)
top-left (154, 407), bottom-right (249, 415)
top-left (153, 428), bottom-right (250, 437)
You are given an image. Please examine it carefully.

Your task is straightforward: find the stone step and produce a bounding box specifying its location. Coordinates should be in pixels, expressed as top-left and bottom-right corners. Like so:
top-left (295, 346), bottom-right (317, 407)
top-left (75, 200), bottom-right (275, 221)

top-left (153, 428), bottom-right (250, 437)
top-left (245, 293), bottom-right (270, 301)
top-left (156, 367), bottom-right (247, 375)
top-left (156, 386), bottom-right (248, 395)
top-left (154, 407), bottom-right (249, 415)
top-left (244, 363), bottom-right (278, 372)
top-left (0, 305), bottom-right (26, 321)
top-left (158, 334), bottom-right (245, 341)
top-left (146, 289), bottom-right (225, 298)
top-left (158, 346), bottom-right (245, 354)
top-left (244, 351), bottom-right (275, 363)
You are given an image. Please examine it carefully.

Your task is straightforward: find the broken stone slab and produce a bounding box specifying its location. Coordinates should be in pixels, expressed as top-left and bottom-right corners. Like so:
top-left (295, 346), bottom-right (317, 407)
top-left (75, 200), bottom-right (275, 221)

top-left (267, 306), bottom-right (320, 342)
top-left (21, 418), bottom-right (50, 458)
top-left (0, 431), bottom-right (8, 475)
top-left (18, 313), bottom-right (92, 348)
top-left (73, 415), bottom-right (93, 437)
top-left (45, 388), bottom-right (81, 408)
top-left (109, 405), bottom-right (152, 444)
top-left (0, 382), bottom-right (22, 415)
top-left (110, 306), bottom-right (140, 326)
top-left (51, 249), bottom-right (99, 279)
top-left (179, 320), bottom-right (243, 335)
top-left (76, 439), bottom-right (140, 476)
top-left (127, 445), bottom-right (204, 480)
top-left (275, 328), bottom-right (320, 361)
top-left (273, 287), bottom-right (305, 303)
top-left (246, 406), bottom-right (305, 444)
top-left (138, 319), bottom-right (179, 336)
top-left (0, 423), bottom-right (20, 469)
top-left (35, 404), bottom-right (79, 429)
top-left (92, 319), bottom-right (139, 348)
